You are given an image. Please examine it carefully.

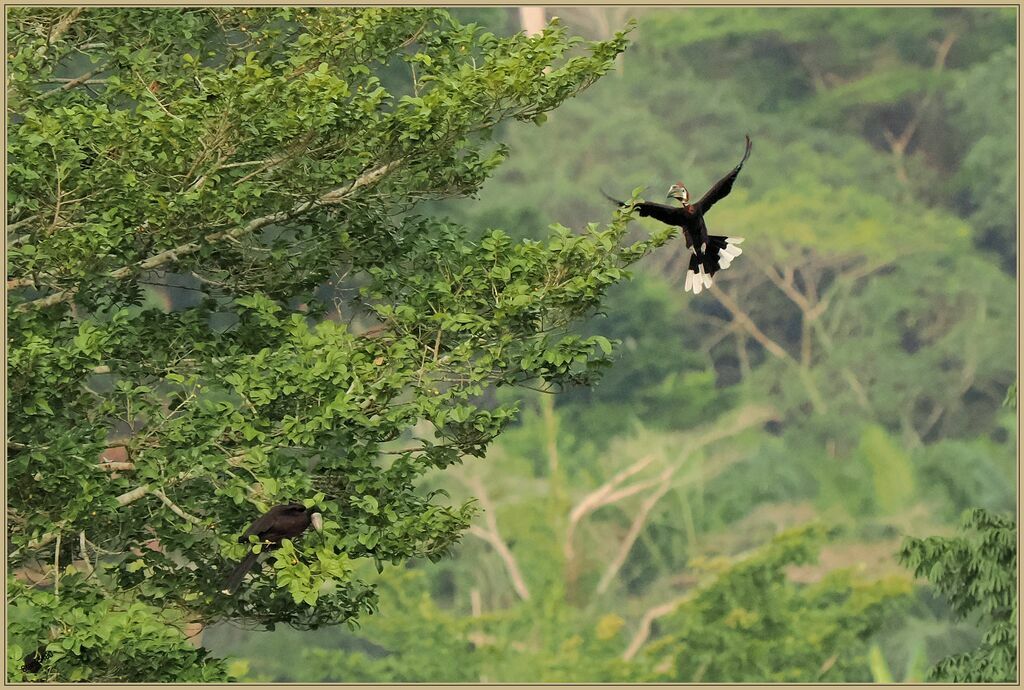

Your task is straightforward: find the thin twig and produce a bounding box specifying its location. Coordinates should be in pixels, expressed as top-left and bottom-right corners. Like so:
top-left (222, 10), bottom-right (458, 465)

top-left (53, 65), bottom-right (107, 94)
top-left (709, 285), bottom-right (794, 363)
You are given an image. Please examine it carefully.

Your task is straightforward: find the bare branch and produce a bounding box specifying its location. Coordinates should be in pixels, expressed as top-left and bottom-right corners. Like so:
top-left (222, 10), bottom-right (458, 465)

top-left (116, 484), bottom-right (150, 506)
top-left (622, 593), bottom-right (692, 661)
top-left (565, 454), bottom-right (655, 559)
top-left (709, 285), bottom-right (794, 363)
top-left (152, 489), bottom-right (204, 526)
top-left (564, 454), bottom-right (657, 594)
top-left (595, 405), bottom-right (778, 595)
top-left (462, 475), bottom-right (531, 601)
top-left (96, 461), bottom-right (135, 472)
top-left (45, 8), bottom-right (83, 49)
top-left (596, 465), bottom-right (676, 595)
top-left (53, 65), bottom-right (107, 94)
top-left (53, 533), bottom-right (62, 598)
top-left (79, 531), bottom-right (95, 577)
top-left (760, 261), bottom-right (813, 313)
top-left (842, 368), bottom-right (872, 411)
top-left (7, 214), bottom-right (40, 235)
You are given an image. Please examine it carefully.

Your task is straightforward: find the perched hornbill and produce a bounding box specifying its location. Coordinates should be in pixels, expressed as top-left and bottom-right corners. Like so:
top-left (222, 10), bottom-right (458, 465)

top-left (603, 135), bottom-right (752, 294)
top-left (222, 503), bottom-right (323, 595)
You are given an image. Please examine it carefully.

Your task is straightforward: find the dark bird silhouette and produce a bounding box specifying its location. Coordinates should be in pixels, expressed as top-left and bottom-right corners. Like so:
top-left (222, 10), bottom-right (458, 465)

top-left (603, 134), bottom-right (752, 294)
top-left (21, 647), bottom-right (47, 675)
top-left (222, 503), bottom-right (323, 595)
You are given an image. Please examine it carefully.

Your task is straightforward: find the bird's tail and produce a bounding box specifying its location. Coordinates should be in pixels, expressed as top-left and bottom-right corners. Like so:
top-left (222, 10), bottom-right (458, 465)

top-left (222, 551), bottom-right (259, 595)
top-left (684, 235), bottom-right (744, 295)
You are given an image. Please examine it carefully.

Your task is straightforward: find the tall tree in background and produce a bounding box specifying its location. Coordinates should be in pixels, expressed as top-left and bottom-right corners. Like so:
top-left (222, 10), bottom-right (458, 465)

top-left (5, 7), bottom-right (664, 681)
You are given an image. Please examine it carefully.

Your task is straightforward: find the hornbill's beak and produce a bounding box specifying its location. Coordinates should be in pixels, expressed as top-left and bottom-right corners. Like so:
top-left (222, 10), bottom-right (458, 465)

top-left (310, 511), bottom-right (324, 533)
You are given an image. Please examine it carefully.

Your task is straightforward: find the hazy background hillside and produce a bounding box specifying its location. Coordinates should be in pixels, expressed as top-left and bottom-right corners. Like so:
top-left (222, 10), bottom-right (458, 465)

top-left (205, 7), bottom-right (1016, 682)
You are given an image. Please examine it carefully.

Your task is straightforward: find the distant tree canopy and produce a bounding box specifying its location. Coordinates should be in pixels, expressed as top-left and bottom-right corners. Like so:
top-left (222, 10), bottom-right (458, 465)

top-left (6, 7), bottom-right (666, 681)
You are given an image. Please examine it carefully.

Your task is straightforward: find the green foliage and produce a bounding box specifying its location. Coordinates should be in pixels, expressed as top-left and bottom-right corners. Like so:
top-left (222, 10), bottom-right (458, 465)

top-left (915, 438), bottom-right (1016, 520)
top-left (949, 45), bottom-right (1017, 270)
top-left (899, 509), bottom-right (1017, 682)
top-left (857, 425), bottom-right (916, 516)
top-left (210, 524), bottom-right (912, 683)
top-left (6, 7), bottom-right (655, 681)
top-left (644, 525), bottom-right (913, 682)
top-left (546, 273), bottom-right (734, 454)
top-left (7, 577), bottom-right (230, 682)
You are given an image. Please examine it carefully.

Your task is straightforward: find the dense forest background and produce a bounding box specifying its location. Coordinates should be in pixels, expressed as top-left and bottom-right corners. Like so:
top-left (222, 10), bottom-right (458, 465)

top-left (202, 6), bottom-right (1017, 682)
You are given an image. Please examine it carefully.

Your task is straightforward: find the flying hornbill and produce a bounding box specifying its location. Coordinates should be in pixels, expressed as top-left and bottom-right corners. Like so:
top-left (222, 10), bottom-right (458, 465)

top-left (603, 135), bottom-right (752, 295)
top-left (222, 503), bottom-right (323, 595)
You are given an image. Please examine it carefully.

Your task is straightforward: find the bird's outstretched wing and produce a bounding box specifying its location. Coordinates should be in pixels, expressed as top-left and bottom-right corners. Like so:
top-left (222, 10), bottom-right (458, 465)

top-left (695, 135), bottom-right (752, 214)
top-left (601, 189), bottom-right (682, 226)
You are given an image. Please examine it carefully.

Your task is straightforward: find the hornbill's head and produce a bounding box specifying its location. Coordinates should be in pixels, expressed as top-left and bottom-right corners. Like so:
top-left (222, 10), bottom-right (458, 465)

top-left (281, 502), bottom-right (324, 533)
top-left (667, 182), bottom-right (690, 204)
top-left (304, 505), bottom-right (325, 533)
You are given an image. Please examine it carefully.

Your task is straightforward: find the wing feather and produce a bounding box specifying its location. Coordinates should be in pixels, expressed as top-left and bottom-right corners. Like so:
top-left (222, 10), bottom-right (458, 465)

top-left (601, 189), bottom-right (683, 226)
top-left (695, 135), bottom-right (752, 214)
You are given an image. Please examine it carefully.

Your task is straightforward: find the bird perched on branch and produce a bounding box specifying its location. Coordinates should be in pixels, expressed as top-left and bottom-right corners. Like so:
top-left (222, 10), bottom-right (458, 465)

top-left (603, 135), bottom-right (752, 295)
top-left (222, 503), bottom-right (323, 595)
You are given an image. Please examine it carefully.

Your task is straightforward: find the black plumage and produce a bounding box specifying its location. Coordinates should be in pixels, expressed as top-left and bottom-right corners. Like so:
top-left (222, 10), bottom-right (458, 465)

top-left (604, 135), bottom-right (752, 294)
top-left (222, 503), bottom-right (323, 595)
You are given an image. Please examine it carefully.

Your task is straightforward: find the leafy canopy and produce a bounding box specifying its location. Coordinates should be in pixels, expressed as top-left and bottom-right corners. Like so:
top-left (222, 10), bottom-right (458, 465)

top-left (6, 7), bottom-right (668, 682)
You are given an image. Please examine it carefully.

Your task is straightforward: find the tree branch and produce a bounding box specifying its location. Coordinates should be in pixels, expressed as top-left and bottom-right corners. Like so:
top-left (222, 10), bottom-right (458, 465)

top-left (43, 7), bottom-right (83, 51)
top-left (116, 484), bottom-right (151, 506)
top-left (709, 285), bottom-right (794, 363)
top-left (15, 159), bottom-right (404, 312)
top-left (595, 405), bottom-right (778, 596)
top-left (596, 465), bottom-right (675, 595)
top-left (622, 593), bottom-right (692, 661)
top-left (462, 475), bottom-right (531, 601)
top-left (760, 261), bottom-right (813, 314)
top-left (565, 454), bottom-right (655, 569)
top-left (52, 64), bottom-right (107, 94)
top-left (152, 489), bottom-right (204, 526)
top-left (53, 533), bottom-right (62, 598)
